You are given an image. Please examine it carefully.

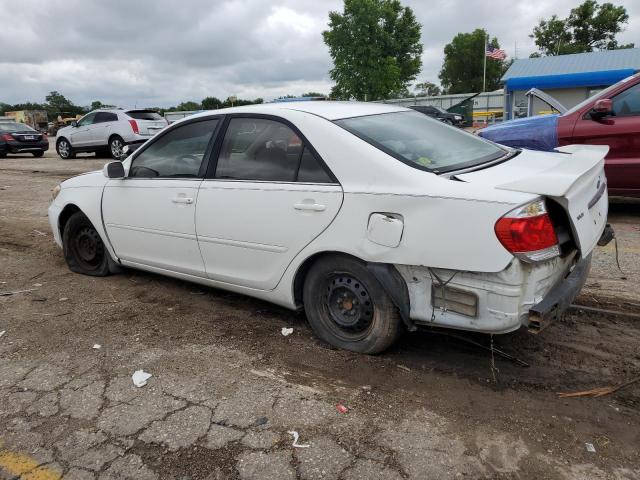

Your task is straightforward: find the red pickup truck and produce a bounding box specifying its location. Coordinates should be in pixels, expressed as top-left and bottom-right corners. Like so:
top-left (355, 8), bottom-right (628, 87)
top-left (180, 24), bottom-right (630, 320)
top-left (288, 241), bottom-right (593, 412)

top-left (479, 74), bottom-right (640, 197)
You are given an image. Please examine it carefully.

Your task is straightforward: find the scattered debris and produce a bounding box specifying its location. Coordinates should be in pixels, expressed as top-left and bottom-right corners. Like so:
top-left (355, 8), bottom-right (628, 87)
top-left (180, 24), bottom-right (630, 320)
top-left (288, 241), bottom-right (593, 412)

top-left (32, 283), bottom-right (42, 287)
top-left (29, 271), bottom-right (45, 281)
top-left (585, 443), bottom-right (596, 453)
top-left (396, 364), bottom-right (411, 372)
top-left (190, 291), bottom-right (205, 295)
top-left (92, 344), bottom-right (102, 350)
top-left (32, 230), bottom-right (47, 236)
top-left (288, 431), bottom-right (310, 448)
top-left (59, 297), bottom-right (68, 302)
top-left (0, 330), bottom-right (5, 338)
top-left (558, 376), bottom-right (640, 398)
top-left (281, 327), bottom-right (293, 337)
top-left (0, 288), bottom-right (37, 297)
top-left (132, 370), bottom-right (152, 387)
top-left (335, 402), bottom-right (349, 414)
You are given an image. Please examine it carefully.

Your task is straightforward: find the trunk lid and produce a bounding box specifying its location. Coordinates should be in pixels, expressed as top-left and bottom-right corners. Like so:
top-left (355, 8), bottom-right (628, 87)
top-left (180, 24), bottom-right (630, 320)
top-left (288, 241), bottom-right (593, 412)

top-left (456, 145), bottom-right (608, 256)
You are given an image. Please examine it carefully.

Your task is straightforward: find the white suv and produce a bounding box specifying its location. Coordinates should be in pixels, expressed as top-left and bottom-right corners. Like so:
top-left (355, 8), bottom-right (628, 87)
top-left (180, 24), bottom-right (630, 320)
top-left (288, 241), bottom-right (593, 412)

top-left (55, 109), bottom-right (168, 160)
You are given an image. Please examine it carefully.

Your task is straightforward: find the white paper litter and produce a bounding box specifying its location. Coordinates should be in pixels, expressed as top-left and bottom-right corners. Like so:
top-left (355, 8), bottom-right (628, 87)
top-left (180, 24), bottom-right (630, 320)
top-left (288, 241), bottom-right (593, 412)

top-left (132, 370), bottom-right (152, 387)
top-left (281, 327), bottom-right (293, 337)
top-left (92, 344), bottom-right (102, 350)
top-left (0, 330), bottom-right (5, 338)
top-left (585, 442), bottom-right (596, 453)
top-left (288, 430), bottom-right (310, 448)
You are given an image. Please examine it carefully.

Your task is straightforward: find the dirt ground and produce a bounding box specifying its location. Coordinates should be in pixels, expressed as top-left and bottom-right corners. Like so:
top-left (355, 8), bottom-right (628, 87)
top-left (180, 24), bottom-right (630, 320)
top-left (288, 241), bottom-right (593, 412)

top-left (1, 146), bottom-right (639, 480)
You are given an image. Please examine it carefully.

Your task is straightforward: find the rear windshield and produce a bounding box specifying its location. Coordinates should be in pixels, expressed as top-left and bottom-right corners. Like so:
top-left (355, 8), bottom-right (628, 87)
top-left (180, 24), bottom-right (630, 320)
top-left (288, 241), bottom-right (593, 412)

top-left (0, 122), bottom-right (36, 133)
top-left (127, 110), bottom-right (163, 121)
top-left (335, 111), bottom-right (506, 173)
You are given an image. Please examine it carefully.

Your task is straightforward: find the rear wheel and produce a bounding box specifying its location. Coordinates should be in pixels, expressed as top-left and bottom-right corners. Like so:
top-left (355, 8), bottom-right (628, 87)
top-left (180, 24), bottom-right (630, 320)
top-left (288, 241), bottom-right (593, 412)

top-left (303, 255), bottom-right (402, 354)
top-left (109, 135), bottom-right (125, 160)
top-left (32, 151), bottom-right (44, 158)
top-left (56, 138), bottom-right (75, 159)
top-left (62, 212), bottom-right (111, 276)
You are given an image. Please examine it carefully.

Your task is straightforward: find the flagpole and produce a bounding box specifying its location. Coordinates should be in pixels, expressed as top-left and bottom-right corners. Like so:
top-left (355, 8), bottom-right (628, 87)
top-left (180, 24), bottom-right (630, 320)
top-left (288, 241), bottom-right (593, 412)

top-left (482, 33), bottom-right (488, 92)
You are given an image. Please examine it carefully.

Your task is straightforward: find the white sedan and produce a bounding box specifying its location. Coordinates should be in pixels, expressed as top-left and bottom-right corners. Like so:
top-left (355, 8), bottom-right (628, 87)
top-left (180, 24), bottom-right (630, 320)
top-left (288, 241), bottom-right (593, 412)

top-left (48, 102), bottom-right (611, 354)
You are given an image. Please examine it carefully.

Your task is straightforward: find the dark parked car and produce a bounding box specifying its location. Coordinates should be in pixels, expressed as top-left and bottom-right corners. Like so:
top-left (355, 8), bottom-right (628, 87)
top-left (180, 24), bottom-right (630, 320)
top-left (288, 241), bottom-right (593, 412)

top-left (0, 122), bottom-right (49, 158)
top-left (479, 73), bottom-right (640, 197)
top-left (409, 105), bottom-right (465, 126)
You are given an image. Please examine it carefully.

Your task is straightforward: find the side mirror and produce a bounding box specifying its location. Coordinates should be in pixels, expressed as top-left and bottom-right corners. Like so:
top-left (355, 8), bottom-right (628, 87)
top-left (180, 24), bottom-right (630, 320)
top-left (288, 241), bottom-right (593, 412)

top-left (590, 98), bottom-right (613, 119)
top-left (71, 121), bottom-right (78, 127)
top-left (103, 161), bottom-right (125, 179)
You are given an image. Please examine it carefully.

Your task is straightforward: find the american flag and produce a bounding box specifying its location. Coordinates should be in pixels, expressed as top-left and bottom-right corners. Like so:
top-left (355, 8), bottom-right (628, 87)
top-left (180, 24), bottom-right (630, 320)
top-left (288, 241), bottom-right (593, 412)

top-left (486, 46), bottom-right (506, 60)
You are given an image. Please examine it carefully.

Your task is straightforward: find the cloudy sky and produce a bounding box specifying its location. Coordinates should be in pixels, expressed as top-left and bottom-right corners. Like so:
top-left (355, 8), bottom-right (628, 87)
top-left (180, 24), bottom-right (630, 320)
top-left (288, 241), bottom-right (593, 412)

top-left (1, 0), bottom-right (637, 108)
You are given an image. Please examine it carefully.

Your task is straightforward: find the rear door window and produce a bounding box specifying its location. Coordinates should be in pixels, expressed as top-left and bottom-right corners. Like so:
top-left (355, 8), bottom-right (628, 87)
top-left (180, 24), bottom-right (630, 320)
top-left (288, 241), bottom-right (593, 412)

top-left (214, 117), bottom-right (334, 183)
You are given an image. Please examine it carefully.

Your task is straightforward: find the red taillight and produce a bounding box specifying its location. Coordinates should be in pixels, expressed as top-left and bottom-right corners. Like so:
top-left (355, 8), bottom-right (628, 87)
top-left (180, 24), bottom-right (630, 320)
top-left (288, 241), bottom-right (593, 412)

top-left (128, 119), bottom-right (139, 134)
top-left (1, 134), bottom-right (14, 141)
top-left (495, 200), bottom-right (559, 262)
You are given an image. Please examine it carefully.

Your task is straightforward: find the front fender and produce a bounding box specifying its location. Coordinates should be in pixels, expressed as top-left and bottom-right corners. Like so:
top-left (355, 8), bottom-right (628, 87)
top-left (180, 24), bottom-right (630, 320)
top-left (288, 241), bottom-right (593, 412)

top-left (49, 183), bottom-right (118, 262)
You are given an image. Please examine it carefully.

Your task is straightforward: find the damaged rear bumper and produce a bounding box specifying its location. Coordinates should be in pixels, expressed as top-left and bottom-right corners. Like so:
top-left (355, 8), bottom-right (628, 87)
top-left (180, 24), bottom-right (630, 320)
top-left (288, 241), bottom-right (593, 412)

top-left (395, 251), bottom-right (588, 335)
top-left (528, 255), bottom-right (591, 333)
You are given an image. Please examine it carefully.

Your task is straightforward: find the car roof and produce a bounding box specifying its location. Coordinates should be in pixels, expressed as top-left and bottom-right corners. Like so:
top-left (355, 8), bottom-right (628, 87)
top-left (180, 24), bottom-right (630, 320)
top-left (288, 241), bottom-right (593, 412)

top-left (188, 101), bottom-right (409, 121)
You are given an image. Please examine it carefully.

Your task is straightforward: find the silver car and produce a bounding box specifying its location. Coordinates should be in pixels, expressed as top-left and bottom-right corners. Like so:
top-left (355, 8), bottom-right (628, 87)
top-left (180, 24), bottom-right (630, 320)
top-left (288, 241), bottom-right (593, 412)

top-left (55, 109), bottom-right (167, 160)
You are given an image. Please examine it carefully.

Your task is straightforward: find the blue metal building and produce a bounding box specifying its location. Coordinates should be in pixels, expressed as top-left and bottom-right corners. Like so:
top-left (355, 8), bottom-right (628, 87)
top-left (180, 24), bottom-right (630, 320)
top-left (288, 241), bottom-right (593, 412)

top-left (501, 48), bottom-right (640, 119)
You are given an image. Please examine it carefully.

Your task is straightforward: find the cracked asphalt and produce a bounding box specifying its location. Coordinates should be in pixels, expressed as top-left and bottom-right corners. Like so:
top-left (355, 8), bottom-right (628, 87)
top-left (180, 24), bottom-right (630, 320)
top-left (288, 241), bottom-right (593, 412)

top-left (0, 150), bottom-right (639, 479)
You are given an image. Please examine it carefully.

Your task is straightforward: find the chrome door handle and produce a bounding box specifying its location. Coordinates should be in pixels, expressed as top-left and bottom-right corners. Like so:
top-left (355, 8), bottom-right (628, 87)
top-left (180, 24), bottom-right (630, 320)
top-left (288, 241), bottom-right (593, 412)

top-left (171, 197), bottom-right (194, 204)
top-left (294, 203), bottom-right (326, 212)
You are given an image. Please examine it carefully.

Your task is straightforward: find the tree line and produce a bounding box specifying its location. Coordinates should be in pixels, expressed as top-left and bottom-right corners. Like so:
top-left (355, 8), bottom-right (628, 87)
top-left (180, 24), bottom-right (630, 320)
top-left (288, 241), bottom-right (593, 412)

top-left (324, 0), bottom-right (633, 100)
top-left (1, 0), bottom-right (632, 112)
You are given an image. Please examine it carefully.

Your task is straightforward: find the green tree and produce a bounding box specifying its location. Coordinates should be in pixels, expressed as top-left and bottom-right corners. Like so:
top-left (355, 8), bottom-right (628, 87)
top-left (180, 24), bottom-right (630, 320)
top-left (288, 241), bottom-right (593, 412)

top-left (45, 91), bottom-right (82, 117)
top-left (201, 97), bottom-right (223, 110)
top-left (323, 0), bottom-right (422, 101)
top-left (439, 29), bottom-right (508, 94)
top-left (91, 101), bottom-right (104, 111)
top-left (175, 101), bottom-right (201, 111)
top-left (530, 0), bottom-right (633, 56)
top-left (414, 81), bottom-right (441, 96)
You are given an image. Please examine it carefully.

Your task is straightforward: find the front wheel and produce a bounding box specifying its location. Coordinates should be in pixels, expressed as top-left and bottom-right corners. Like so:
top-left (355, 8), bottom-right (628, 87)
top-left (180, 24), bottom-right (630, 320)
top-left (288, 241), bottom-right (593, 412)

top-left (303, 255), bottom-right (402, 354)
top-left (62, 212), bottom-right (111, 276)
top-left (56, 139), bottom-right (75, 159)
top-left (109, 136), bottom-right (125, 160)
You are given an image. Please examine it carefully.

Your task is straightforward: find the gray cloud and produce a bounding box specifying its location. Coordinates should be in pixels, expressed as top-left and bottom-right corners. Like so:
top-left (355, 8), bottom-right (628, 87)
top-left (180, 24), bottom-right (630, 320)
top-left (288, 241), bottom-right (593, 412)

top-left (0, 0), bottom-right (637, 107)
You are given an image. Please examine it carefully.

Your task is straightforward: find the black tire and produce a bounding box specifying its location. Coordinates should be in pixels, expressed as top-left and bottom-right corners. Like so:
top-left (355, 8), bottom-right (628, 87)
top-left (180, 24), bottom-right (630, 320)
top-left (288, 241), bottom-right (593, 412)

top-left (109, 135), bottom-right (125, 160)
top-left (0, 152), bottom-right (6, 158)
top-left (56, 138), bottom-right (75, 159)
top-left (62, 212), bottom-right (112, 276)
top-left (444, 119), bottom-right (453, 125)
top-left (32, 151), bottom-right (44, 158)
top-left (303, 255), bottom-right (402, 354)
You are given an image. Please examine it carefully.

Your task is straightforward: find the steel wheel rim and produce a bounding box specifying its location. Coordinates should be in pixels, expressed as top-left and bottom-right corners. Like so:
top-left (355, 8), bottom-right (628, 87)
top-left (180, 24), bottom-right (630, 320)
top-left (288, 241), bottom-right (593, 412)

top-left (74, 226), bottom-right (104, 269)
top-left (111, 139), bottom-right (123, 158)
top-left (321, 273), bottom-right (374, 341)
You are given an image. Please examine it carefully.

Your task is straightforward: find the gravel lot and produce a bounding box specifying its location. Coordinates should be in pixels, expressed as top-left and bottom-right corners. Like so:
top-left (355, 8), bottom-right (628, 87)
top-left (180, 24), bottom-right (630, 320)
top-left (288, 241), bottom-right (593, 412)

top-left (1, 145), bottom-right (639, 479)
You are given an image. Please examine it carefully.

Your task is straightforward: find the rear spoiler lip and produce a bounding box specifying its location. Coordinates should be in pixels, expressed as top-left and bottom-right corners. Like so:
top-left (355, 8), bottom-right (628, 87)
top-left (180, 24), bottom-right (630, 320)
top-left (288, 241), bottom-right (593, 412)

top-left (494, 144), bottom-right (609, 197)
